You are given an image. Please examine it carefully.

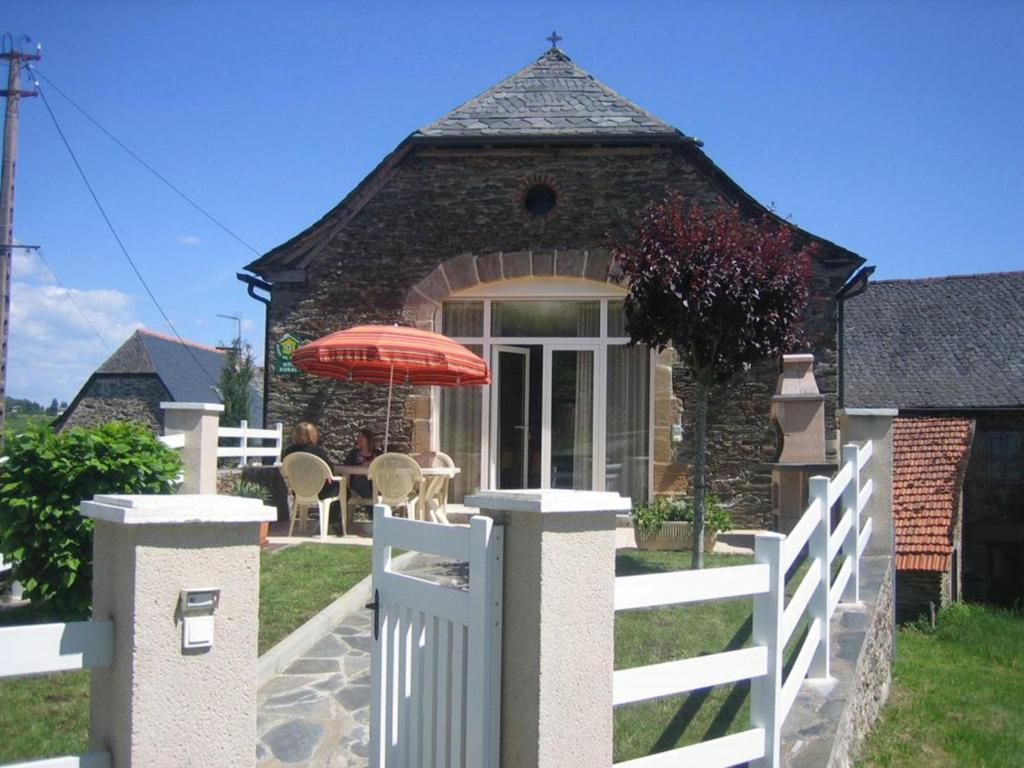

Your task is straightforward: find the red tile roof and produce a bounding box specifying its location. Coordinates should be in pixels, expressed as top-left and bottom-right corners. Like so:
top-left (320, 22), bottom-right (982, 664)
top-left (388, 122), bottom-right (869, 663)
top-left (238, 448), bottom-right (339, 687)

top-left (893, 417), bottom-right (974, 572)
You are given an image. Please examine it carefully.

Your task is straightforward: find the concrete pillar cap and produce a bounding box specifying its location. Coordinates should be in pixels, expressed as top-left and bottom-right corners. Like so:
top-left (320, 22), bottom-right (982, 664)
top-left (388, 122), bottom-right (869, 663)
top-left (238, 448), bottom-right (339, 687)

top-left (160, 402), bottom-right (225, 412)
top-left (80, 494), bottom-right (276, 525)
top-left (465, 489), bottom-right (632, 515)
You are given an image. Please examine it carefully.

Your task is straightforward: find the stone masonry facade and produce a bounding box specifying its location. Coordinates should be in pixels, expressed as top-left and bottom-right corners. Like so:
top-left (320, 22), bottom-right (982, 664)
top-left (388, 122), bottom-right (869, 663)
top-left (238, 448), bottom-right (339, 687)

top-left (962, 411), bottom-right (1024, 605)
top-left (57, 375), bottom-right (170, 433)
top-left (261, 146), bottom-right (859, 527)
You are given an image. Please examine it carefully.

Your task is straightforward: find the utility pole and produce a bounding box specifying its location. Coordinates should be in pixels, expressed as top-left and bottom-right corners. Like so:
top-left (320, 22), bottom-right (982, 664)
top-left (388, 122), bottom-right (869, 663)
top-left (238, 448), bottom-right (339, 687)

top-left (0, 37), bottom-right (40, 435)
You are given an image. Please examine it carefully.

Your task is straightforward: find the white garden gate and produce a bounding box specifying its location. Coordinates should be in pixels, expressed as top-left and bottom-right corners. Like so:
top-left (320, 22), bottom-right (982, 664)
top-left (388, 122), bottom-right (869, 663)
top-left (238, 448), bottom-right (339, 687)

top-left (369, 504), bottom-right (503, 768)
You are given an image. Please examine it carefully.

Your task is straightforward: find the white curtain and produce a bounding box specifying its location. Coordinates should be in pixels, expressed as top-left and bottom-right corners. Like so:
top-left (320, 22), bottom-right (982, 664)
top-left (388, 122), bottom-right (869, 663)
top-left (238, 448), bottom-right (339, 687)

top-left (572, 352), bottom-right (594, 489)
top-left (440, 344), bottom-right (482, 503)
top-left (606, 345), bottom-right (649, 504)
top-left (571, 304), bottom-right (599, 489)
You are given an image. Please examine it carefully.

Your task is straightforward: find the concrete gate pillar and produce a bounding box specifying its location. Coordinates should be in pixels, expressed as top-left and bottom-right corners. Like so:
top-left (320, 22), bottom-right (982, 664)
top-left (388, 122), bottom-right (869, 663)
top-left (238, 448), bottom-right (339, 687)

top-left (82, 493), bottom-right (275, 767)
top-left (466, 489), bottom-right (630, 768)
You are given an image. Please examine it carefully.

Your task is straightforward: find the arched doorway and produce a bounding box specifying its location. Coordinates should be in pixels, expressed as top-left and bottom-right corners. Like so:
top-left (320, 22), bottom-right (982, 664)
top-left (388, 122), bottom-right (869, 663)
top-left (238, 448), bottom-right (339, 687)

top-left (404, 250), bottom-right (678, 506)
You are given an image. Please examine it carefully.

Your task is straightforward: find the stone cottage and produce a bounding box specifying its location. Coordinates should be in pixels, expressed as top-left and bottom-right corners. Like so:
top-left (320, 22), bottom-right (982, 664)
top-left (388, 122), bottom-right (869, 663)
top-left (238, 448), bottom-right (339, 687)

top-left (55, 328), bottom-right (262, 433)
top-left (239, 45), bottom-right (865, 526)
top-left (844, 271), bottom-right (1024, 613)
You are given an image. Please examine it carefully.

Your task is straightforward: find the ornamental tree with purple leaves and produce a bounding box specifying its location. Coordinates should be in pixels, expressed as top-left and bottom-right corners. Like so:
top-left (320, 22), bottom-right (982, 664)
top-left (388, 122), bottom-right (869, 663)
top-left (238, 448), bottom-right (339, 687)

top-left (614, 193), bottom-right (814, 568)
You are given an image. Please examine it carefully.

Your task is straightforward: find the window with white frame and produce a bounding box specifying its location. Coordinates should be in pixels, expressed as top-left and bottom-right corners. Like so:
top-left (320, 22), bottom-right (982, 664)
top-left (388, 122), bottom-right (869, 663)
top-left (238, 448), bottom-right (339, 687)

top-left (435, 279), bottom-right (652, 505)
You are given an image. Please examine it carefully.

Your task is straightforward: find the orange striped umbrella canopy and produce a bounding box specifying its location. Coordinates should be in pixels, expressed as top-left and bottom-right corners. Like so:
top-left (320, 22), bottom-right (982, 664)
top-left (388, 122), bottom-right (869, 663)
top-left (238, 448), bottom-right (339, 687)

top-left (292, 325), bottom-right (490, 386)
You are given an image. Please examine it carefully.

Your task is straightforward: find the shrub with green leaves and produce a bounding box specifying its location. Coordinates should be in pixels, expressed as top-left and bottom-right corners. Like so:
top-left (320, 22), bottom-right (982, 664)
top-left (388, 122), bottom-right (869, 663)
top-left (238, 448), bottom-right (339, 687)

top-left (0, 421), bottom-right (181, 618)
top-left (632, 494), bottom-right (733, 536)
top-left (230, 478), bottom-right (271, 502)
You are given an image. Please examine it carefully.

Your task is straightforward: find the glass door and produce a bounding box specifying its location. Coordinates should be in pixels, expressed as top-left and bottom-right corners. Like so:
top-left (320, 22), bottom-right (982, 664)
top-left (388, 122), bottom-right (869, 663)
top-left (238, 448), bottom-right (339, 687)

top-left (543, 346), bottom-right (596, 490)
top-left (491, 346), bottom-right (531, 489)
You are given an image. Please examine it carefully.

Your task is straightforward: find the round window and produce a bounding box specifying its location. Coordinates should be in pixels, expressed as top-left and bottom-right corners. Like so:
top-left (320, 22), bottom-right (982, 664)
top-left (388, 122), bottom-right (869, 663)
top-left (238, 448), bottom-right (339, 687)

top-left (524, 184), bottom-right (557, 217)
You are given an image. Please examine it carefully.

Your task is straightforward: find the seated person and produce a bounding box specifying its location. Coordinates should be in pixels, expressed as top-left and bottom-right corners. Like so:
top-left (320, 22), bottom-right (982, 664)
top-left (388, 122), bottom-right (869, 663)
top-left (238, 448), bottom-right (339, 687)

top-left (282, 422), bottom-right (339, 500)
top-left (344, 428), bottom-right (382, 501)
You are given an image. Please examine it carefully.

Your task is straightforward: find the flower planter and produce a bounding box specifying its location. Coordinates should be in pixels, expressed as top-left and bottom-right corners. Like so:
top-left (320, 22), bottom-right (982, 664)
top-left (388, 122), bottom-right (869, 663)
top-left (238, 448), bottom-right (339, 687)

top-left (259, 521), bottom-right (269, 548)
top-left (634, 521), bottom-right (718, 551)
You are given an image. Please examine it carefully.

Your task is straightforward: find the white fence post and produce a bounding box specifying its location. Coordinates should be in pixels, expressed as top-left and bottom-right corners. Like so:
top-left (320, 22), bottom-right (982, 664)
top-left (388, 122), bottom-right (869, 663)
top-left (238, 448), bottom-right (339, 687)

top-left (808, 475), bottom-right (831, 679)
top-left (751, 532), bottom-right (785, 768)
top-left (841, 444), bottom-right (861, 603)
top-left (81, 493), bottom-right (275, 767)
top-left (275, 423), bottom-right (284, 462)
top-left (238, 419), bottom-right (248, 468)
top-left (161, 402), bottom-right (224, 494)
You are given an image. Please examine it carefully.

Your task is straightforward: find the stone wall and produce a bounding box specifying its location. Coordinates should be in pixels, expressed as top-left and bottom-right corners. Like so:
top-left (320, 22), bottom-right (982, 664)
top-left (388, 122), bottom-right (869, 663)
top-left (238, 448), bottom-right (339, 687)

top-left (783, 556), bottom-right (894, 767)
top-left (58, 374), bottom-right (170, 433)
top-left (262, 145), bottom-right (860, 526)
top-left (895, 569), bottom-right (948, 624)
top-left (962, 411), bottom-right (1024, 605)
top-left (830, 557), bottom-right (894, 768)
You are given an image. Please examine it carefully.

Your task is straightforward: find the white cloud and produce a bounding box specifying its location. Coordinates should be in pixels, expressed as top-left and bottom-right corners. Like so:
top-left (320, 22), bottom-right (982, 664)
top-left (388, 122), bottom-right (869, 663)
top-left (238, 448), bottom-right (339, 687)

top-left (7, 254), bottom-right (144, 403)
top-left (176, 234), bottom-right (201, 246)
top-left (12, 247), bottom-right (55, 284)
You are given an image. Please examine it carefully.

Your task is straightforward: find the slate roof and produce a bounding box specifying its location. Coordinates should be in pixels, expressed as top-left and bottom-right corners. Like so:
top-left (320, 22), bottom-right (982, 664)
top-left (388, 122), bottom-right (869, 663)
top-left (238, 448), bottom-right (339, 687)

top-left (892, 417), bottom-right (974, 572)
top-left (416, 48), bottom-right (683, 140)
top-left (90, 329), bottom-right (263, 424)
top-left (244, 46), bottom-right (863, 276)
top-left (844, 272), bottom-right (1024, 410)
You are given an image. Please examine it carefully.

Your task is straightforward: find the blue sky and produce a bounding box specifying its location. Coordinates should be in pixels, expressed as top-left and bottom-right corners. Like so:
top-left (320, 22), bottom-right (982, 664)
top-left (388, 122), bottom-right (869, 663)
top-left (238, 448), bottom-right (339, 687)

top-left (4, 1), bottom-right (1022, 404)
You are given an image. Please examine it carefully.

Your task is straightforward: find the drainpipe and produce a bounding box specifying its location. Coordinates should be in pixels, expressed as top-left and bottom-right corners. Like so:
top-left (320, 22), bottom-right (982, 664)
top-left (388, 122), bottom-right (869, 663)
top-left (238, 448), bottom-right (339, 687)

top-left (836, 265), bottom-right (875, 409)
top-left (236, 272), bottom-right (272, 427)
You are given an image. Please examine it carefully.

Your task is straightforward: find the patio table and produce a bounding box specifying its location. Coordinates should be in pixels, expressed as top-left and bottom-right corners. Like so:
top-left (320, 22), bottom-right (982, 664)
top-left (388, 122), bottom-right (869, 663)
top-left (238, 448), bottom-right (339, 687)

top-left (335, 464), bottom-right (460, 526)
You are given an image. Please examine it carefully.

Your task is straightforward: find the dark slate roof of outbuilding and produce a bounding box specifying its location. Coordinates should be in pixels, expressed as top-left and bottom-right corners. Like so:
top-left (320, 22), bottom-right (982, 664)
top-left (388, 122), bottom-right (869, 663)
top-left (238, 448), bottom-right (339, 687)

top-left (94, 329), bottom-right (263, 424)
top-left (844, 272), bottom-right (1024, 410)
top-left (416, 48), bottom-right (683, 139)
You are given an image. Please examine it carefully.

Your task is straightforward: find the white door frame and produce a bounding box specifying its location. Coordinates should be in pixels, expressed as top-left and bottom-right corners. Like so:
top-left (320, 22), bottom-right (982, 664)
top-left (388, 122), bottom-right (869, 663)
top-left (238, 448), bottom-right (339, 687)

top-left (435, 288), bottom-right (655, 502)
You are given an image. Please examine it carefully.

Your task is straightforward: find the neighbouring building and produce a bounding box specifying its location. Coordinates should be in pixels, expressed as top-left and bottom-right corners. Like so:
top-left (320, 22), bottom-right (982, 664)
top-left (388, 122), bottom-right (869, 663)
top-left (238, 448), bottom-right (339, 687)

top-left (55, 328), bottom-right (262, 433)
top-left (239, 45), bottom-right (865, 525)
top-left (844, 271), bottom-right (1024, 614)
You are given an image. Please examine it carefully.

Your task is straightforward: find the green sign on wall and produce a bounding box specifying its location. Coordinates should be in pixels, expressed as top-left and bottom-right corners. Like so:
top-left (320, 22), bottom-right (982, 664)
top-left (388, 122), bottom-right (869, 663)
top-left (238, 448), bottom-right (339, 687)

top-left (274, 333), bottom-right (306, 374)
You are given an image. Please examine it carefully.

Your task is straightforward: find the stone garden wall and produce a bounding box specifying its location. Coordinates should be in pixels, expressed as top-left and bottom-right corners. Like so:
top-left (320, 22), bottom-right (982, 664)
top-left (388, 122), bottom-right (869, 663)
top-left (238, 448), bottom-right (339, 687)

top-left (784, 556), bottom-right (894, 767)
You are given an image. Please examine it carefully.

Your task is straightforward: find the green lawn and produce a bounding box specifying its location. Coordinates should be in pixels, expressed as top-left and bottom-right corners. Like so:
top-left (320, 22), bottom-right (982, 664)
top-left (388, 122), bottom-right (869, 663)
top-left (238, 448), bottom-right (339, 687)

top-left (858, 603), bottom-right (1024, 768)
top-left (0, 543), bottom-right (372, 764)
top-left (258, 542), bottom-right (372, 654)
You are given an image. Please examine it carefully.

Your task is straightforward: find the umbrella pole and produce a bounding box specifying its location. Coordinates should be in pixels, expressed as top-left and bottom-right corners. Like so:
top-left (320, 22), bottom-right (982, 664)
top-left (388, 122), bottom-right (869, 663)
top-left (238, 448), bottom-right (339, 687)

top-left (384, 363), bottom-right (394, 451)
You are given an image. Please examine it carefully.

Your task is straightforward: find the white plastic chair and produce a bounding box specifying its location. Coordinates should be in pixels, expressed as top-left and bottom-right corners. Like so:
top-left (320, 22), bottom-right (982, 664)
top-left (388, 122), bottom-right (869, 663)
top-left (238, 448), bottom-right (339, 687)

top-left (415, 451), bottom-right (455, 524)
top-left (368, 453), bottom-right (423, 519)
top-left (281, 452), bottom-right (344, 539)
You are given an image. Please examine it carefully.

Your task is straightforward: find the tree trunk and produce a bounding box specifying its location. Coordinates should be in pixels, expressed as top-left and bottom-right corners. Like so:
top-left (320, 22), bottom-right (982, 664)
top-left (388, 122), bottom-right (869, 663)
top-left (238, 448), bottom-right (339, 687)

top-left (692, 378), bottom-right (709, 569)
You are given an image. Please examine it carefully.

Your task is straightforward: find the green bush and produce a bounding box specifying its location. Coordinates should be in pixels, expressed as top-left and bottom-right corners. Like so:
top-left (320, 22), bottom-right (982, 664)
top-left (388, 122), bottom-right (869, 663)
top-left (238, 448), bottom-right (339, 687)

top-left (632, 494), bottom-right (733, 536)
top-left (0, 421), bottom-right (181, 618)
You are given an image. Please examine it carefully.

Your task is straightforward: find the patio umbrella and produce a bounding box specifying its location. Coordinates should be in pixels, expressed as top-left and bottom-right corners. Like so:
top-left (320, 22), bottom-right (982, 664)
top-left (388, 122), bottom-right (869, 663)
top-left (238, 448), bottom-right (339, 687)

top-left (291, 324), bottom-right (490, 449)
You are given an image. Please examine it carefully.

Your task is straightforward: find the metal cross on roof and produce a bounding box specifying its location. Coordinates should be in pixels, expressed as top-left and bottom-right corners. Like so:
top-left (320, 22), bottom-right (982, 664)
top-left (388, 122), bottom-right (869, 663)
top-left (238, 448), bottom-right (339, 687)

top-left (546, 30), bottom-right (562, 49)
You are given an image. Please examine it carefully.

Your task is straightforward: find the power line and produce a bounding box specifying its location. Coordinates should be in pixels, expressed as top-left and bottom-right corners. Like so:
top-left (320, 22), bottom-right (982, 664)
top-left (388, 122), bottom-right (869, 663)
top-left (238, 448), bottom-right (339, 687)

top-left (32, 246), bottom-right (111, 352)
top-left (36, 80), bottom-right (220, 391)
top-left (29, 66), bottom-right (261, 256)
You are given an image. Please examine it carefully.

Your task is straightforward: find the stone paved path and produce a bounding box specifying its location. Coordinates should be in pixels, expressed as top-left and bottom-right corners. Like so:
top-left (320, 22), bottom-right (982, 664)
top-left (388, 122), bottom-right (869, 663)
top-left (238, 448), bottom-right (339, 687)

top-left (256, 556), bottom-right (467, 766)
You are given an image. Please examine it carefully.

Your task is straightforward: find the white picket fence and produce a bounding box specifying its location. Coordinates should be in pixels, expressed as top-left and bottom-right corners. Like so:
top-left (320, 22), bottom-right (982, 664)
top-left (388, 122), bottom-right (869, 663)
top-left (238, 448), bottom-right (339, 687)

top-left (369, 504), bottom-right (503, 768)
top-left (612, 441), bottom-right (874, 768)
top-left (159, 419), bottom-right (283, 466)
top-left (0, 621), bottom-right (115, 768)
